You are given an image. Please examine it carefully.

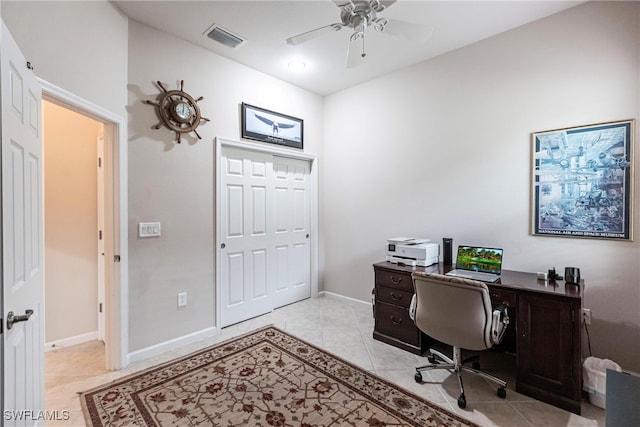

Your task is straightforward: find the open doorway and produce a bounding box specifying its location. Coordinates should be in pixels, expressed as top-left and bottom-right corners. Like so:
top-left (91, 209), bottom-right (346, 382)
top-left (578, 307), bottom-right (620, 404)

top-left (39, 79), bottom-right (128, 374)
top-left (43, 100), bottom-right (105, 354)
top-left (39, 82), bottom-right (127, 379)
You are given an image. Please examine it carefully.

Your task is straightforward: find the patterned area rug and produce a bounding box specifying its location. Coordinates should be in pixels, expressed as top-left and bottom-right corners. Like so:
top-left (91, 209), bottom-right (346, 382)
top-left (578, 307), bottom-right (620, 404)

top-left (81, 326), bottom-right (477, 426)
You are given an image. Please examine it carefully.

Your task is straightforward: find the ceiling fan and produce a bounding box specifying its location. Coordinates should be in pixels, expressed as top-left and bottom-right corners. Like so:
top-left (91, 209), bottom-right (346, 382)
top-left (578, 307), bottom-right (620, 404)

top-left (286, 0), bottom-right (432, 68)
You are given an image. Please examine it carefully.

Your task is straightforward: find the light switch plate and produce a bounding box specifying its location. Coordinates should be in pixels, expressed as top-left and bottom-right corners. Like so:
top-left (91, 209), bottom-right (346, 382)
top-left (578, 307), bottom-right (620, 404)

top-left (177, 292), bottom-right (187, 307)
top-left (139, 222), bottom-right (161, 237)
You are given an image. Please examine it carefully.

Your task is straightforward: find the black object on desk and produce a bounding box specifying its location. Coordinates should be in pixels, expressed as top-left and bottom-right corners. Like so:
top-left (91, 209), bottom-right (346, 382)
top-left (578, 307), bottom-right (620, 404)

top-left (443, 238), bottom-right (453, 265)
top-left (565, 267), bottom-right (581, 284)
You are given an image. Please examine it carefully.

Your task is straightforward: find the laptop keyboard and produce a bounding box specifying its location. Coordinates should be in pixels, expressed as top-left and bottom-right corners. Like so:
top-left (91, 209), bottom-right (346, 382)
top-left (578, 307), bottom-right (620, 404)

top-left (446, 270), bottom-right (499, 282)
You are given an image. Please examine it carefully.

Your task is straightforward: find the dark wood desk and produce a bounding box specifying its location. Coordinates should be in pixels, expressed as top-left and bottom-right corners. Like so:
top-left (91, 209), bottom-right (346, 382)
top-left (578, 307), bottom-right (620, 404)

top-left (373, 261), bottom-right (583, 415)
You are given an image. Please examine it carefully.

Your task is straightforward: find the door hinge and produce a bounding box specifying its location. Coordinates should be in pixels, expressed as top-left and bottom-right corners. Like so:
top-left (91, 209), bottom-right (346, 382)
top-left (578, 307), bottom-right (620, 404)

top-left (114, 255), bottom-right (121, 262)
top-left (98, 157), bottom-right (102, 167)
top-left (99, 230), bottom-right (102, 240)
top-left (99, 303), bottom-right (103, 313)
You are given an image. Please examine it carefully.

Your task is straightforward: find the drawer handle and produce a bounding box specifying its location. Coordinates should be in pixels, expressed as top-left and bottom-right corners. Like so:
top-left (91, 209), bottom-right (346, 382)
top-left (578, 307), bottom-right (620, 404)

top-left (390, 276), bottom-right (402, 285)
top-left (390, 315), bottom-right (403, 325)
top-left (390, 292), bottom-right (402, 301)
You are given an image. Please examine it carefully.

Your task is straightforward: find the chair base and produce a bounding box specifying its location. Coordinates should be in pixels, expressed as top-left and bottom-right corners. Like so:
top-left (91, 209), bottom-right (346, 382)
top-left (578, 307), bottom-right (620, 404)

top-left (414, 347), bottom-right (507, 409)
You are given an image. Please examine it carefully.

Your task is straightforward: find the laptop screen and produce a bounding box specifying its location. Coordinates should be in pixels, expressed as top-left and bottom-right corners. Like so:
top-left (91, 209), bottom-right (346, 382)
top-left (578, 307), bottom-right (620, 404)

top-left (455, 246), bottom-right (503, 274)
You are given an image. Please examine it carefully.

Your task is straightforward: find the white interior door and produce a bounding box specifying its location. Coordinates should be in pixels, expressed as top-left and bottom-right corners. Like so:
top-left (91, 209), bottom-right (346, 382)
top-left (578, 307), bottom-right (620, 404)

top-left (1, 21), bottom-right (44, 424)
top-left (220, 147), bottom-right (275, 326)
top-left (219, 147), bottom-right (311, 327)
top-left (272, 156), bottom-right (311, 308)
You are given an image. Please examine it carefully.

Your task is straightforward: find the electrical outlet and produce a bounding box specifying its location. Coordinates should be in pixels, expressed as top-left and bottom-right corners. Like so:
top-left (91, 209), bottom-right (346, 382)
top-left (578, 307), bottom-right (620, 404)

top-left (582, 308), bottom-right (591, 325)
top-left (177, 292), bottom-right (188, 307)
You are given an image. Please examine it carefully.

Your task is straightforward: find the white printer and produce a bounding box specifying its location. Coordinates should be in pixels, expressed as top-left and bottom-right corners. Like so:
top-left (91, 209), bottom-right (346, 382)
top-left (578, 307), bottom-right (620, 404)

top-left (386, 237), bottom-right (439, 267)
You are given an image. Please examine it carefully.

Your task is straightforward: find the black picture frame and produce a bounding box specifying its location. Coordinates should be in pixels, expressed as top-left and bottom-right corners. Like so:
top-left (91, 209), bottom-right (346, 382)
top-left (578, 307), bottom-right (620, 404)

top-left (241, 103), bottom-right (303, 149)
top-left (531, 119), bottom-right (635, 241)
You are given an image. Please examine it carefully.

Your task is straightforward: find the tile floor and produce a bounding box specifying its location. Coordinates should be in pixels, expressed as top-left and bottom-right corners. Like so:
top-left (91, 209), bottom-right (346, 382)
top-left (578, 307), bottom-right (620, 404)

top-left (45, 295), bottom-right (606, 426)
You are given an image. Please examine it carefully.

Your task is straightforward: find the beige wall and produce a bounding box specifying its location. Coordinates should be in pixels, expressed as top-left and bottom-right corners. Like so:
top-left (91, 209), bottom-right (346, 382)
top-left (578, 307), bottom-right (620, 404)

top-left (1, 1), bottom-right (325, 356)
top-left (44, 100), bottom-right (101, 343)
top-left (1, 1), bottom-right (128, 118)
top-left (127, 20), bottom-right (325, 352)
top-left (324, 1), bottom-right (640, 371)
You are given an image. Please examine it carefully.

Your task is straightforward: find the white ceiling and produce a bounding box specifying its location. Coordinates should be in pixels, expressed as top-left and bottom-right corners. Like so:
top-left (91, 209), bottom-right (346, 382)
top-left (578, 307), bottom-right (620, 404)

top-left (114, 0), bottom-right (583, 96)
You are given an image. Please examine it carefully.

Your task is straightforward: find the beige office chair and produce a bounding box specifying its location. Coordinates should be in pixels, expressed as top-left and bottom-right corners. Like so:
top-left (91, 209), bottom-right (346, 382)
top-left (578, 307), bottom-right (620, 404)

top-left (410, 272), bottom-right (509, 409)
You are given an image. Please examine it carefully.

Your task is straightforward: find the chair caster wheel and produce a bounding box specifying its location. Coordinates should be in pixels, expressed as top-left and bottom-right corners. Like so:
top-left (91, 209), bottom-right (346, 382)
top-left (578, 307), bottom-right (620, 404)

top-left (414, 372), bottom-right (423, 383)
top-left (497, 387), bottom-right (507, 399)
top-left (457, 394), bottom-right (467, 409)
top-left (427, 354), bottom-right (437, 364)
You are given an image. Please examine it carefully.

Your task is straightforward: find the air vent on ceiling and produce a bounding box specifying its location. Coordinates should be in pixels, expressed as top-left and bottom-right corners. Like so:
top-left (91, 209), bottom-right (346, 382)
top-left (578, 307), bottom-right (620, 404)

top-left (204, 24), bottom-right (246, 49)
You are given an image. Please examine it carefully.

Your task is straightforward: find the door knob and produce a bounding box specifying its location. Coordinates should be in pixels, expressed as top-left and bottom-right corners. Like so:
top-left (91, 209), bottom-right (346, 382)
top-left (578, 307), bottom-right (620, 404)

top-left (6, 309), bottom-right (34, 330)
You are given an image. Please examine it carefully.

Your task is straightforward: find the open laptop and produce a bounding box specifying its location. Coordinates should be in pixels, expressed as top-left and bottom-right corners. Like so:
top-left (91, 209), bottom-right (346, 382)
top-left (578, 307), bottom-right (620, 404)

top-left (445, 245), bottom-right (503, 283)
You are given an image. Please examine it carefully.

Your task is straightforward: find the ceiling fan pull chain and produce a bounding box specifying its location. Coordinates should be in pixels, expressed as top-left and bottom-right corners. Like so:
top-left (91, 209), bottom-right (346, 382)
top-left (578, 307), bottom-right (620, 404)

top-left (361, 32), bottom-right (367, 58)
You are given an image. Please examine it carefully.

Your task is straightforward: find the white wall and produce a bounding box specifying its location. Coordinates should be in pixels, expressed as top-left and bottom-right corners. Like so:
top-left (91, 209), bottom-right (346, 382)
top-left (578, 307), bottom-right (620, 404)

top-left (1, 1), bottom-right (128, 118)
top-left (127, 21), bottom-right (324, 352)
top-left (43, 101), bottom-right (100, 343)
top-left (324, 1), bottom-right (640, 371)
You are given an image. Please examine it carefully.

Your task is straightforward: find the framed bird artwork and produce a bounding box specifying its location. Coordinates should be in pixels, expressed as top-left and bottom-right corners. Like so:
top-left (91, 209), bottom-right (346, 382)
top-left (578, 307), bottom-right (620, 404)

top-left (241, 103), bottom-right (303, 149)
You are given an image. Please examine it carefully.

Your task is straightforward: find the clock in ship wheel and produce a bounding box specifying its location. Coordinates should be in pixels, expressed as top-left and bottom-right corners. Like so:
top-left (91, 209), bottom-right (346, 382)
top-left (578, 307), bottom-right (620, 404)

top-left (144, 80), bottom-right (210, 144)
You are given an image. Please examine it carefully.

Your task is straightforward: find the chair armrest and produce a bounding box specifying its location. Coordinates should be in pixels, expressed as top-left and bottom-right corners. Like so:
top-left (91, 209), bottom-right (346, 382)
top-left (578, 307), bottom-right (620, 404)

top-left (409, 294), bottom-right (417, 321)
top-left (491, 305), bottom-right (510, 345)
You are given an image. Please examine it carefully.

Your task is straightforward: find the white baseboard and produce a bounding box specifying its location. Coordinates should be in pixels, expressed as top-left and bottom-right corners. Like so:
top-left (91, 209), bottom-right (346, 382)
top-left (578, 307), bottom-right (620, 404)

top-left (44, 331), bottom-right (99, 352)
top-left (319, 290), bottom-right (371, 307)
top-left (127, 326), bottom-right (218, 365)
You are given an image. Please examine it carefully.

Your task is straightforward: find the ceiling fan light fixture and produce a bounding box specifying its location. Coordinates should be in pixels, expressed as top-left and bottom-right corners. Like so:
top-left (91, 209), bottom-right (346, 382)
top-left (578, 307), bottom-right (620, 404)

top-left (350, 32), bottom-right (364, 42)
top-left (342, 1), bottom-right (356, 14)
top-left (285, 0), bottom-right (431, 69)
top-left (374, 17), bottom-right (389, 32)
top-left (370, 0), bottom-right (386, 12)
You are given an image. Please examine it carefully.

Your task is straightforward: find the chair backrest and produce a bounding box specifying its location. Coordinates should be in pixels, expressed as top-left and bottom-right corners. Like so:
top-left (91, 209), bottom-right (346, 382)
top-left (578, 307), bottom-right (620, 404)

top-left (412, 272), bottom-right (494, 351)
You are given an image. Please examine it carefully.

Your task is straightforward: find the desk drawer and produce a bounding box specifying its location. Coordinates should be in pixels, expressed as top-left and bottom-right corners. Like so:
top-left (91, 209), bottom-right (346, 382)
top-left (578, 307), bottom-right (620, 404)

top-left (375, 269), bottom-right (413, 292)
top-left (376, 285), bottom-right (413, 308)
top-left (375, 301), bottom-right (420, 346)
top-left (489, 288), bottom-right (516, 307)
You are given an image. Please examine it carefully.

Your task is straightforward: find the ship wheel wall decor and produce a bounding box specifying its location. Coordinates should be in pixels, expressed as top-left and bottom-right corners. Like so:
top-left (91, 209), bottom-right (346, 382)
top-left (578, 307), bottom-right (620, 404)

top-left (144, 80), bottom-right (210, 143)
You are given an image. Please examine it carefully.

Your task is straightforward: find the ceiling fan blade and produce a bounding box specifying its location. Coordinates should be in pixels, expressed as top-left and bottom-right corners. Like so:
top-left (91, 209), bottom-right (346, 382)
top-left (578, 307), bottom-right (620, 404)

top-left (286, 23), bottom-right (344, 46)
top-left (379, 18), bottom-right (433, 43)
top-left (346, 32), bottom-right (366, 68)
